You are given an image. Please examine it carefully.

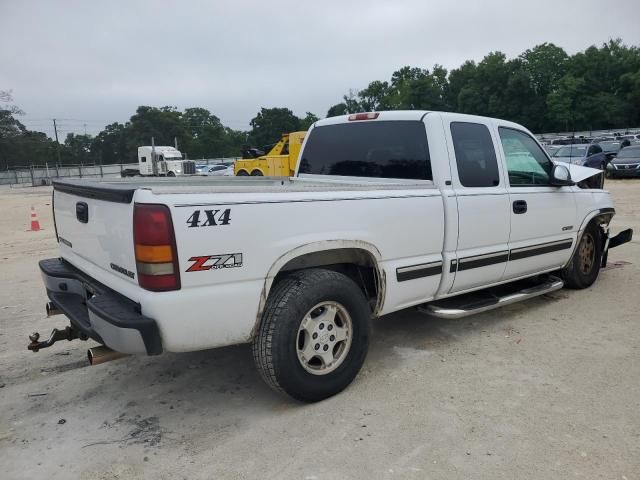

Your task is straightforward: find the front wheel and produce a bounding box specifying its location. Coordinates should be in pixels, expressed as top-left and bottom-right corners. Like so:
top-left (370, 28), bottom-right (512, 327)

top-left (561, 222), bottom-right (602, 289)
top-left (236, 170), bottom-right (249, 176)
top-left (251, 170), bottom-right (263, 176)
top-left (252, 269), bottom-right (370, 402)
top-left (167, 171), bottom-right (176, 177)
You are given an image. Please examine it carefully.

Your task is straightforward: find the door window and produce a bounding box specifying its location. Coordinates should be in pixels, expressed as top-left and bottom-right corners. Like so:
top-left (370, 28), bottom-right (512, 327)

top-left (499, 128), bottom-right (553, 186)
top-left (450, 122), bottom-right (500, 187)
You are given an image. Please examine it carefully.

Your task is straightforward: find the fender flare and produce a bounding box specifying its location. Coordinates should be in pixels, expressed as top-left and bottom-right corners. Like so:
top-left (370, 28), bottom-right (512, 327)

top-left (565, 207), bottom-right (615, 267)
top-left (577, 207), bottom-right (615, 236)
top-left (251, 240), bottom-right (386, 337)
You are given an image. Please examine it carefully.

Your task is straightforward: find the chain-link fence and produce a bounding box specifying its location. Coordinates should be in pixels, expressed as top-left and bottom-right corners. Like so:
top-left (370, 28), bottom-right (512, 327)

top-left (0, 158), bottom-right (239, 186)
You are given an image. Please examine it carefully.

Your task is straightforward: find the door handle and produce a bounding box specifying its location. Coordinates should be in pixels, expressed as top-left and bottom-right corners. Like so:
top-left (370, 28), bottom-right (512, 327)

top-left (513, 200), bottom-right (527, 214)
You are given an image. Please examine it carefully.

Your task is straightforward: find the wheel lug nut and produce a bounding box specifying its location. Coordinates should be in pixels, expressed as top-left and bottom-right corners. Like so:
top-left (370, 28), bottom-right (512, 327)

top-left (328, 324), bottom-right (333, 331)
top-left (330, 335), bottom-right (335, 341)
top-left (319, 323), bottom-right (324, 330)
top-left (312, 333), bottom-right (318, 339)
top-left (314, 344), bottom-right (320, 350)
top-left (323, 344), bottom-right (329, 351)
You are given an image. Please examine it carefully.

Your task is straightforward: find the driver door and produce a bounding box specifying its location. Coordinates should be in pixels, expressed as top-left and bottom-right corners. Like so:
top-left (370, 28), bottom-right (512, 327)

top-left (496, 126), bottom-right (578, 280)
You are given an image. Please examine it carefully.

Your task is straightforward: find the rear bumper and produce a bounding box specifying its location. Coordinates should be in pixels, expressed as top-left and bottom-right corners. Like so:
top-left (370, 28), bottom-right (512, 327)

top-left (39, 258), bottom-right (162, 355)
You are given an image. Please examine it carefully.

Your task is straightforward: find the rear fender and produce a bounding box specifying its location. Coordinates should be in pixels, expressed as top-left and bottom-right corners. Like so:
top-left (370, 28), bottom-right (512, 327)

top-left (252, 240), bottom-right (385, 336)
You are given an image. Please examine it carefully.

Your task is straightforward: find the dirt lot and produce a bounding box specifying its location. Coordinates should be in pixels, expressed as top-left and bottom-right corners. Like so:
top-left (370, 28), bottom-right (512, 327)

top-left (1, 181), bottom-right (638, 480)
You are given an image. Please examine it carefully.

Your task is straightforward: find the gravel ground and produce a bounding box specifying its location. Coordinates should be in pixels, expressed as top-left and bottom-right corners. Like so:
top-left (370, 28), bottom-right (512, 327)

top-left (1, 180), bottom-right (638, 480)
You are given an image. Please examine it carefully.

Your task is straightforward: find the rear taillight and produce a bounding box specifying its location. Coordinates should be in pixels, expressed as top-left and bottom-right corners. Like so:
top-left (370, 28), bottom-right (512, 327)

top-left (133, 203), bottom-right (180, 291)
top-left (348, 112), bottom-right (379, 121)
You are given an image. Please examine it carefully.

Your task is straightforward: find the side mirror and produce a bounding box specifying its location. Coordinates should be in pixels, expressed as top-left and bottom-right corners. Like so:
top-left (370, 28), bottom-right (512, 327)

top-left (551, 164), bottom-right (574, 186)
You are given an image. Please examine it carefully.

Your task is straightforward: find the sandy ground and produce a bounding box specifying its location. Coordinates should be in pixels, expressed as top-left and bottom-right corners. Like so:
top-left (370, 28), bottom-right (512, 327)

top-left (0, 180), bottom-right (638, 480)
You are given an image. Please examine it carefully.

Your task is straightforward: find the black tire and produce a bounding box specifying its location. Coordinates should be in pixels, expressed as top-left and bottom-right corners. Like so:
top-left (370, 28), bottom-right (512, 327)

top-left (252, 269), bottom-right (370, 402)
top-left (251, 170), bottom-right (263, 176)
top-left (561, 222), bottom-right (602, 289)
top-left (237, 170), bottom-right (249, 176)
top-left (167, 171), bottom-right (176, 177)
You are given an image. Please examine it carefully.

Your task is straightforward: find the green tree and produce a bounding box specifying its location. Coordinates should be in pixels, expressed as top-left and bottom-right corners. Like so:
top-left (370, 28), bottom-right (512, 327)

top-left (326, 103), bottom-right (348, 117)
top-left (91, 122), bottom-right (130, 163)
top-left (300, 112), bottom-right (319, 129)
top-left (127, 106), bottom-right (187, 149)
top-left (249, 107), bottom-right (301, 150)
top-left (64, 133), bottom-right (94, 164)
top-left (546, 75), bottom-right (587, 131)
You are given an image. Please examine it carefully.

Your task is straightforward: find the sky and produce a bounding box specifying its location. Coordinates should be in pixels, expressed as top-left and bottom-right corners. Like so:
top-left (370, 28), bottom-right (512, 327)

top-left (2, 0), bottom-right (640, 139)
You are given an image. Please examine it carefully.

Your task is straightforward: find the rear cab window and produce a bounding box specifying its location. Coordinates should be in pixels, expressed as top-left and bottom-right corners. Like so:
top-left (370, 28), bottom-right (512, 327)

top-left (450, 122), bottom-right (500, 187)
top-left (298, 121), bottom-right (432, 180)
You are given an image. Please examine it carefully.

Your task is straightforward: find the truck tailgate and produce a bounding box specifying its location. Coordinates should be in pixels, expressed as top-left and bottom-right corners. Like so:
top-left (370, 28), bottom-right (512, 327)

top-left (53, 182), bottom-right (137, 287)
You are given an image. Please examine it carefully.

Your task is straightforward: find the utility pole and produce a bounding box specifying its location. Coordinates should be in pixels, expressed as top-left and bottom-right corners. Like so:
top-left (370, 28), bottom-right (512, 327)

top-left (52, 119), bottom-right (62, 165)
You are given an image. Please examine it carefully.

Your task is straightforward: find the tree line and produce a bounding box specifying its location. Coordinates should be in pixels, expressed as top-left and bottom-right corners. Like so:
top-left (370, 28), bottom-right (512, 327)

top-left (1, 39), bottom-right (639, 168)
top-left (327, 39), bottom-right (640, 133)
top-left (0, 100), bottom-right (319, 168)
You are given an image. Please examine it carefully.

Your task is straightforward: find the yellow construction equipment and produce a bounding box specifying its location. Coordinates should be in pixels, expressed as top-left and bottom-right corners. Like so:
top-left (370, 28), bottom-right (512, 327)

top-left (235, 131), bottom-right (306, 177)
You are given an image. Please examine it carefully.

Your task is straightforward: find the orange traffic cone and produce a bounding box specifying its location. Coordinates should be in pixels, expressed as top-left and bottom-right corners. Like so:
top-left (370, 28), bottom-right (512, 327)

top-left (29, 206), bottom-right (42, 231)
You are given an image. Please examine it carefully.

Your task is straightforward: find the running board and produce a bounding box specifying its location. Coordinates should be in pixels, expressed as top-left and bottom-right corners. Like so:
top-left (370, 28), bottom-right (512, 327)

top-left (418, 275), bottom-right (564, 319)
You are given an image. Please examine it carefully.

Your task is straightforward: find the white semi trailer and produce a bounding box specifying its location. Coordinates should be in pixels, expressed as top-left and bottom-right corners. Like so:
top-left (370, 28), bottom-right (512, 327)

top-left (121, 145), bottom-right (196, 177)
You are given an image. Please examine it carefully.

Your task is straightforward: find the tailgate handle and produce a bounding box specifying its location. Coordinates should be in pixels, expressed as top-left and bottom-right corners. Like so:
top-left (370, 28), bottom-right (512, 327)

top-left (76, 202), bottom-right (89, 223)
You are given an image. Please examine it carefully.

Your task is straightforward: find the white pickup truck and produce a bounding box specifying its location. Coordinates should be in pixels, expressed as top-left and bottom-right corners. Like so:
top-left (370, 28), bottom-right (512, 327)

top-left (33, 111), bottom-right (632, 402)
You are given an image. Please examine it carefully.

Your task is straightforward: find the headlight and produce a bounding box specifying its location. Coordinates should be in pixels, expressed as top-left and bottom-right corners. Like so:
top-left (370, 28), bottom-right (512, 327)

top-left (606, 163), bottom-right (613, 170)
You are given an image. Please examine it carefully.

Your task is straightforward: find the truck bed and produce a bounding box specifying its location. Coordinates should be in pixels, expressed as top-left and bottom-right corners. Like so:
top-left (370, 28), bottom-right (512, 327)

top-left (53, 175), bottom-right (436, 199)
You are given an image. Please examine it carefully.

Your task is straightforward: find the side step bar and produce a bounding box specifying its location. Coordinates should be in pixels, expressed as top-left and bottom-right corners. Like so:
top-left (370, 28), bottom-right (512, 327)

top-left (419, 275), bottom-right (564, 319)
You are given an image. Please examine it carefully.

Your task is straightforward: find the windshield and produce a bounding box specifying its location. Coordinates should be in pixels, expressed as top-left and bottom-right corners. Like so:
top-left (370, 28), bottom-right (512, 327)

top-left (553, 146), bottom-right (586, 157)
top-left (616, 147), bottom-right (640, 159)
top-left (600, 142), bottom-right (621, 152)
top-left (299, 121), bottom-right (432, 180)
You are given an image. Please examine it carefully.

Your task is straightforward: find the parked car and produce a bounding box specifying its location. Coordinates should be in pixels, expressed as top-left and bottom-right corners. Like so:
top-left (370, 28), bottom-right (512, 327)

top-left (606, 145), bottom-right (640, 178)
top-left (198, 164), bottom-right (234, 176)
top-left (599, 141), bottom-right (622, 160)
top-left (552, 144), bottom-right (608, 169)
top-left (32, 111), bottom-right (632, 402)
top-left (544, 145), bottom-right (561, 156)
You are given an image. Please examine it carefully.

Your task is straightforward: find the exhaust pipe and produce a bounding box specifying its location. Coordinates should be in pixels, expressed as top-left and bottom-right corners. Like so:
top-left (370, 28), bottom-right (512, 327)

top-left (46, 302), bottom-right (62, 317)
top-left (87, 345), bottom-right (128, 366)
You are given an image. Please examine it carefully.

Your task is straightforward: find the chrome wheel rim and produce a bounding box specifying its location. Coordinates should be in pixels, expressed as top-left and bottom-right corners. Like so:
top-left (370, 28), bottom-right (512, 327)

top-left (578, 232), bottom-right (596, 275)
top-left (296, 301), bottom-right (353, 375)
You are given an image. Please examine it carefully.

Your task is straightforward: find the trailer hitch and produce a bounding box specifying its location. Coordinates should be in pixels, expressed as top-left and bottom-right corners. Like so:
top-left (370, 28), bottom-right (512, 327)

top-left (28, 326), bottom-right (82, 352)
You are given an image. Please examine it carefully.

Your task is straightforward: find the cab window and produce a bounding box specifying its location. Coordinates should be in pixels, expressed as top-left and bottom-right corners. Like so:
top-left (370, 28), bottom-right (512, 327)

top-left (450, 122), bottom-right (500, 187)
top-left (499, 127), bottom-right (552, 186)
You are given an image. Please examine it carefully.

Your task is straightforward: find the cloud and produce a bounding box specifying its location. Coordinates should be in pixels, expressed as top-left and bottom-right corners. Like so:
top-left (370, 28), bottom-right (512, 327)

top-left (2, 0), bottom-right (639, 138)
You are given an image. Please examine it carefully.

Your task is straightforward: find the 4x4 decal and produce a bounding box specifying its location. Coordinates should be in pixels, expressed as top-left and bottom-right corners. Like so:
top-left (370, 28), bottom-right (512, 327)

top-left (186, 209), bottom-right (231, 228)
top-left (186, 253), bottom-right (243, 272)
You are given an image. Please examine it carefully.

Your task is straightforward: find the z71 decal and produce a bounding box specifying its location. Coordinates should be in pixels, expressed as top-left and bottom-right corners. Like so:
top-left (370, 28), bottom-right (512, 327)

top-left (186, 209), bottom-right (231, 228)
top-left (186, 253), bottom-right (243, 272)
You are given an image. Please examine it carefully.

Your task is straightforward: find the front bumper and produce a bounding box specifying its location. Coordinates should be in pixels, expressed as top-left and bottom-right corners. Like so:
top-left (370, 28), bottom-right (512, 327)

top-left (607, 164), bottom-right (640, 177)
top-left (39, 258), bottom-right (162, 355)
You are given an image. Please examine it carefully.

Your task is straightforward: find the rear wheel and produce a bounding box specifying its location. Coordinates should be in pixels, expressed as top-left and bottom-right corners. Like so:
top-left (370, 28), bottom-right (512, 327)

top-left (251, 170), bottom-right (263, 176)
top-left (252, 269), bottom-right (370, 402)
top-left (561, 222), bottom-right (602, 289)
top-left (167, 171), bottom-right (176, 177)
top-left (236, 170), bottom-right (249, 176)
